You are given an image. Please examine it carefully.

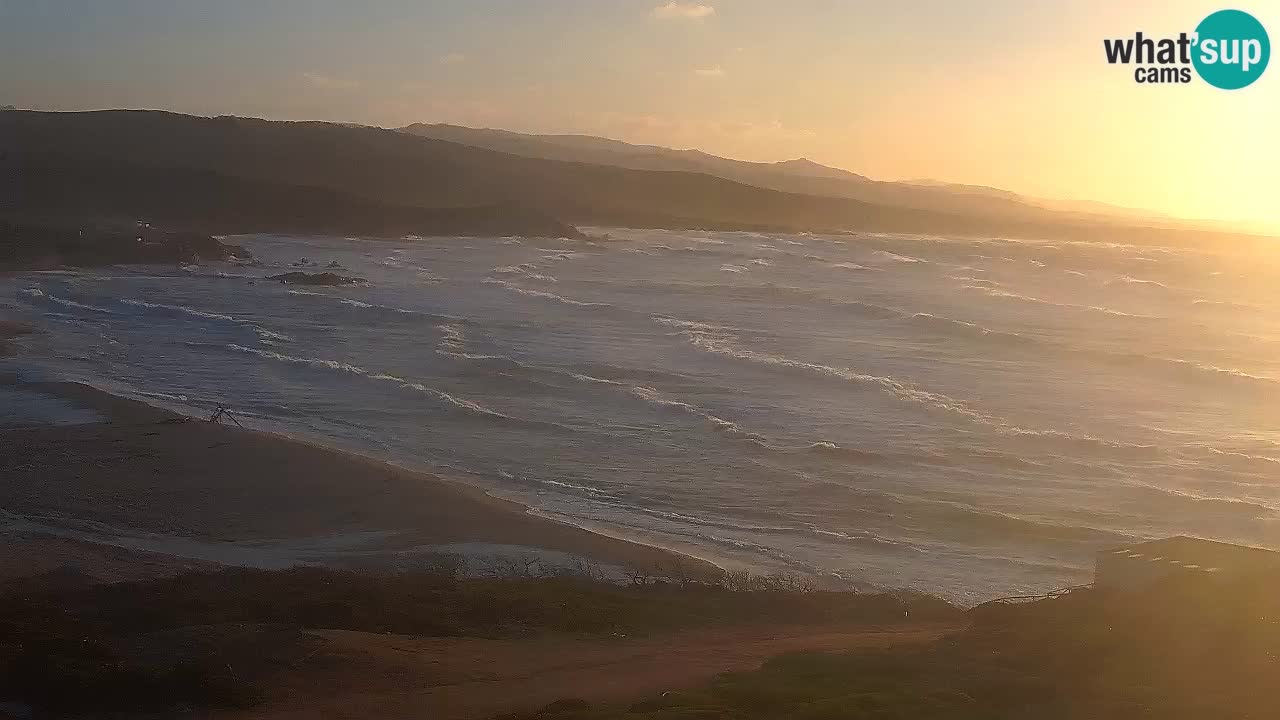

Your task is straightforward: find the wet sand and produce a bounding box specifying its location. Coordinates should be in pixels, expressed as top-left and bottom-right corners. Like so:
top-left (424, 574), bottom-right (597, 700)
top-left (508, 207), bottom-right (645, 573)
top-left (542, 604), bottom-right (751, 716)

top-left (0, 377), bottom-right (719, 583)
top-left (0, 319), bottom-right (33, 356)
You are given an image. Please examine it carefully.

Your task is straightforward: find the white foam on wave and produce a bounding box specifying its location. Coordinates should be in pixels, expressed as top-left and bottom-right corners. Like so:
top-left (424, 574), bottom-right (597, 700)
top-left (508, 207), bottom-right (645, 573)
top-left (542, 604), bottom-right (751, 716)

top-left (288, 289), bottom-right (446, 317)
top-left (1112, 276), bottom-right (1169, 289)
top-left (482, 278), bottom-right (611, 307)
top-left (492, 265), bottom-right (558, 282)
top-left (627, 385), bottom-right (766, 441)
top-left (681, 330), bottom-right (995, 424)
top-left (651, 315), bottom-right (730, 332)
top-left (121, 298), bottom-right (293, 343)
top-left (831, 262), bottom-right (872, 271)
top-left (962, 285), bottom-right (1150, 318)
top-left (720, 264), bottom-right (747, 273)
top-left (224, 343), bottom-right (518, 421)
top-left (122, 298), bottom-right (236, 323)
top-left (873, 251), bottom-right (926, 264)
top-left (436, 323), bottom-right (467, 353)
top-left (1156, 356), bottom-right (1279, 386)
top-left (19, 288), bottom-right (114, 314)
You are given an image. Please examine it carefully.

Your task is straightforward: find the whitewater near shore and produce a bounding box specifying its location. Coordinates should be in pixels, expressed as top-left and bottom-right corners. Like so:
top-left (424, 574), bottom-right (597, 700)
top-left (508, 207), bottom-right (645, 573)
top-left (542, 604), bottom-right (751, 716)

top-left (0, 377), bottom-right (713, 584)
top-left (3, 228), bottom-right (1278, 603)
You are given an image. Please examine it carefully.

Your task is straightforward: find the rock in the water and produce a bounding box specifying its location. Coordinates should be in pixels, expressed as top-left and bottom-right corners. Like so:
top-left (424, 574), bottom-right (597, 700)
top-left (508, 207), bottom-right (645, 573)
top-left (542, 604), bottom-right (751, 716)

top-left (265, 271), bottom-right (366, 286)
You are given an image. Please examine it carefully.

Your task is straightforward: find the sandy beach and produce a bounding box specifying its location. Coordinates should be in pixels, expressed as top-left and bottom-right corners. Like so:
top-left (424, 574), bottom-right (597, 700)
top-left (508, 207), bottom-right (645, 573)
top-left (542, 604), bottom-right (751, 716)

top-left (0, 372), bottom-right (718, 584)
top-left (0, 319), bottom-right (33, 357)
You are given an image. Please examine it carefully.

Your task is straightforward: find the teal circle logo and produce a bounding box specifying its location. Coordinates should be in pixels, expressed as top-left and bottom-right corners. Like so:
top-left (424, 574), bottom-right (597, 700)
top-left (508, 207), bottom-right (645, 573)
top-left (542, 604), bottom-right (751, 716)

top-left (1193, 10), bottom-right (1270, 89)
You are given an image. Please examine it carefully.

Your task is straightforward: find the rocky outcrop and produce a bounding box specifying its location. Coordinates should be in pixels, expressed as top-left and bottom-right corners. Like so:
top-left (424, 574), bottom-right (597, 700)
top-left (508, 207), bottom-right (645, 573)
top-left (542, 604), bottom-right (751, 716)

top-left (265, 271), bottom-right (366, 286)
top-left (0, 221), bottom-right (246, 271)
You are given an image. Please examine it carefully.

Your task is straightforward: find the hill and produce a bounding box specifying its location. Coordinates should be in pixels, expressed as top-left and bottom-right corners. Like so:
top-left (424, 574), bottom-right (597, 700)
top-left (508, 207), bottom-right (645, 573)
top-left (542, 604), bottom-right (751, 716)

top-left (1, 152), bottom-right (583, 240)
top-left (2, 110), bottom-right (1269, 246)
top-left (399, 123), bottom-right (1175, 227)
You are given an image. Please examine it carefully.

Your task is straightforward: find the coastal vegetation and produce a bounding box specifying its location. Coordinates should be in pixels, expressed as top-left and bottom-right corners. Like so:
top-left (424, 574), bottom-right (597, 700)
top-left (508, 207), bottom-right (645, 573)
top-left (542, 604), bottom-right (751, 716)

top-left (0, 566), bottom-right (955, 714)
top-left (0, 221), bottom-right (244, 271)
top-left (3, 565), bottom-right (1277, 718)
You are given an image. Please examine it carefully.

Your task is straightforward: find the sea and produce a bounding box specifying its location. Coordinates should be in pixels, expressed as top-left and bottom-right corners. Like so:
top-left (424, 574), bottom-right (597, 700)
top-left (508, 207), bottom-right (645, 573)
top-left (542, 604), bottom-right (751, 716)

top-left (4, 228), bottom-right (1278, 604)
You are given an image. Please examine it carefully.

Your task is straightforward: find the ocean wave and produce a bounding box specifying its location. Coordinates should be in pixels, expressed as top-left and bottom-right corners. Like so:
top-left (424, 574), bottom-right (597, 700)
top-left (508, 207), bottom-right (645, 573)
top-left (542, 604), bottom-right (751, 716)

top-left (924, 502), bottom-right (1133, 546)
top-left (719, 264), bottom-right (747, 273)
top-left (832, 300), bottom-right (904, 320)
top-left (537, 478), bottom-right (618, 498)
top-left (680, 329), bottom-right (1169, 460)
top-left (1120, 480), bottom-right (1276, 517)
top-left (627, 386), bottom-right (767, 441)
top-left (491, 264), bottom-right (556, 282)
top-left (121, 298), bottom-right (292, 343)
top-left (1093, 351), bottom-right (1279, 390)
top-left (287, 289), bottom-right (461, 321)
top-left (1189, 447), bottom-right (1280, 476)
top-left (255, 327), bottom-right (291, 343)
top-left (873, 251), bottom-right (927, 264)
top-left (18, 288), bottom-right (114, 314)
top-left (1110, 276), bottom-right (1170, 289)
top-left (1192, 298), bottom-right (1262, 311)
top-left (482, 279), bottom-right (612, 307)
top-left (437, 323), bottom-right (467, 353)
top-left (134, 390), bottom-right (192, 403)
top-left (121, 298), bottom-right (238, 323)
top-left (830, 262), bottom-right (873, 271)
top-left (1001, 427), bottom-right (1162, 460)
top-left (962, 285), bottom-right (1152, 318)
top-left (536, 250), bottom-right (584, 262)
top-left (781, 441), bottom-right (887, 464)
top-left (222, 343), bottom-right (535, 425)
top-left (613, 504), bottom-right (911, 553)
top-left (650, 315), bottom-right (733, 332)
top-left (908, 313), bottom-right (1032, 346)
top-left (750, 438), bottom-right (1043, 472)
top-left (681, 330), bottom-right (996, 424)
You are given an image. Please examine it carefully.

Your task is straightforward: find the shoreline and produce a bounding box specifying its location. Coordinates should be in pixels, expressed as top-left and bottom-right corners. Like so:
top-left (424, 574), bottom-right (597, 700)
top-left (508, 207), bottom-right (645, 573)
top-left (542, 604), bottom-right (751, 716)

top-left (0, 319), bottom-right (34, 357)
top-left (0, 372), bottom-right (723, 584)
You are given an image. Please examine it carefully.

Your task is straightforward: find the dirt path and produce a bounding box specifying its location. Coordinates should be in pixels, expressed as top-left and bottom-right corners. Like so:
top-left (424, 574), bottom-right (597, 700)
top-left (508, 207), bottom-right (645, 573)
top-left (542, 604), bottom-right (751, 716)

top-left (220, 623), bottom-right (958, 719)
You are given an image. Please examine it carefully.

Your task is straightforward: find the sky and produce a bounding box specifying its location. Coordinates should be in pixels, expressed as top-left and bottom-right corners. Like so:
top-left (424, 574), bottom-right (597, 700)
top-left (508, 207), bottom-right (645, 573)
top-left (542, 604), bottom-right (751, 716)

top-left (2, 0), bottom-right (1277, 228)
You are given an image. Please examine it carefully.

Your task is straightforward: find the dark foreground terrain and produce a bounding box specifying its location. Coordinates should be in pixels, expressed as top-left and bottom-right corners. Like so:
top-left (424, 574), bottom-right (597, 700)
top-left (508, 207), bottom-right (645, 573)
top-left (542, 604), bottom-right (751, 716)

top-left (2, 565), bottom-right (1277, 719)
top-left (0, 567), bottom-right (957, 719)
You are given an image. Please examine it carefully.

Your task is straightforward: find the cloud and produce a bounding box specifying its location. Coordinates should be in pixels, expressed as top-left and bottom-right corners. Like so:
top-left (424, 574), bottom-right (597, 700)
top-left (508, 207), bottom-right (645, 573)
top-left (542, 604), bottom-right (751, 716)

top-left (652, 2), bottom-right (715, 20)
top-left (694, 65), bottom-right (724, 77)
top-left (439, 53), bottom-right (466, 65)
top-left (302, 73), bottom-right (359, 91)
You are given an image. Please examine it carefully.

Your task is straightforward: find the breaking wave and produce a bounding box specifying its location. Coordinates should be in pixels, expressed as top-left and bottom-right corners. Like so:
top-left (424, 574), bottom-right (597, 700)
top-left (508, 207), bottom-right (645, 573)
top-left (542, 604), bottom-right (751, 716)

top-left (482, 279), bottom-right (612, 307)
top-left (223, 343), bottom-right (539, 426)
top-left (18, 288), bottom-right (114, 314)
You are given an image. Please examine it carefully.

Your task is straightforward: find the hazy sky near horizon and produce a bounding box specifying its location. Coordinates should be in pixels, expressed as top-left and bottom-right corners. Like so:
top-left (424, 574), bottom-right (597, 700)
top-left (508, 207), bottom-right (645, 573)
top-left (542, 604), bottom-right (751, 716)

top-left (2, 0), bottom-right (1277, 227)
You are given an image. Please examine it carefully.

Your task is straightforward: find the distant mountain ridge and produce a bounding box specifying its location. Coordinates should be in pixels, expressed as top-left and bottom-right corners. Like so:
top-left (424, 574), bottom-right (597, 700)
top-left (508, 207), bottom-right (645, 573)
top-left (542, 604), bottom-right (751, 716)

top-left (399, 123), bottom-right (1161, 226)
top-left (0, 110), bottom-right (1268, 247)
